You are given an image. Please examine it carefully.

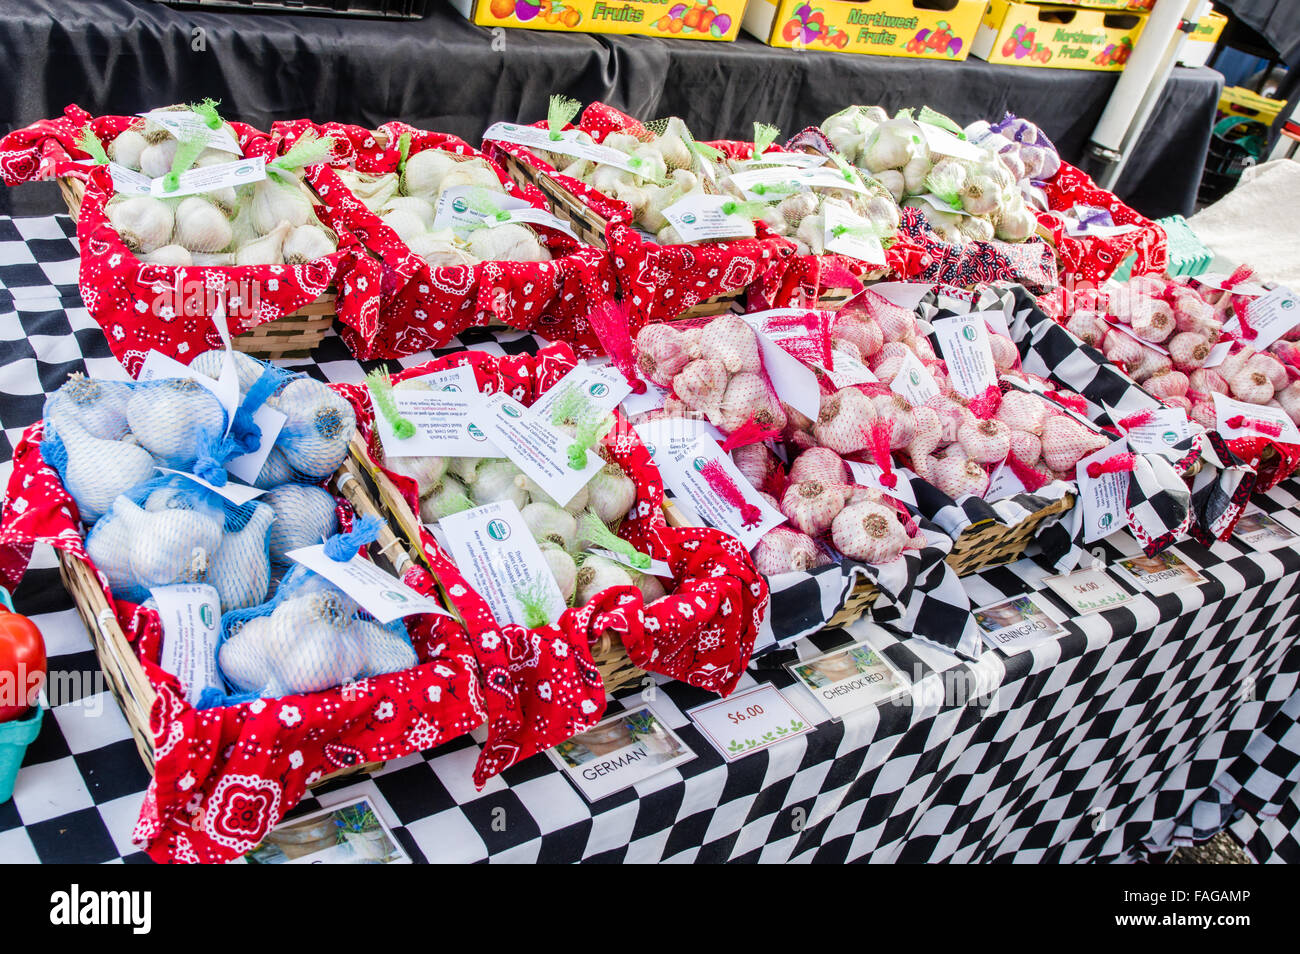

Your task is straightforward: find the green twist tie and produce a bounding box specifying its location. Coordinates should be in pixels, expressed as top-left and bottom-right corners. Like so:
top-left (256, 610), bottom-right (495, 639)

top-left (461, 187), bottom-right (512, 230)
top-left (579, 511), bottom-right (651, 570)
top-left (77, 125), bottom-right (109, 166)
top-left (691, 140), bottom-right (725, 163)
top-left (547, 95), bottom-right (581, 141)
top-left (753, 122), bottom-right (780, 156)
top-left (162, 126), bottom-right (212, 193)
top-left (366, 369), bottom-right (415, 439)
top-left (831, 221), bottom-right (884, 241)
top-left (830, 153), bottom-right (859, 184)
top-left (624, 155), bottom-right (666, 185)
top-left (720, 199), bottom-right (767, 219)
top-left (191, 98), bottom-right (225, 131)
top-left (396, 131), bottom-right (412, 175)
top-left (515, 577), bottom-right (555, 628)
top-left (751, 181), bottom-right (798, 197)
top-left (272, 131), bottom-right (336, 177)
top-left (550, 385), bottom-right (612, 469)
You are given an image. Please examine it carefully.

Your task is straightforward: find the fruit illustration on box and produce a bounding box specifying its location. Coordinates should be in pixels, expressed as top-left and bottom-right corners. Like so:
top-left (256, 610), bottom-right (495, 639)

top-left (1095, 37), bottom-right (1134, 66)
top-left (661, 2), bottom-right (732, 36)
top-left (780, 5), bottom-right (848, 47)
top-left (906, 20), bottom-right (962, 56)
top-left (497, 0), bottom-right (580, 25)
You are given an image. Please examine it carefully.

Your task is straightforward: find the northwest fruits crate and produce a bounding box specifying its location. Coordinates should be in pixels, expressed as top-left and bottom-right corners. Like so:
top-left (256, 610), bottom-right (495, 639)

top-left (56, 454), bottom-right (414, 781)
top-left (57, 174), bottom-right (337, 361)
top-left (148, 0), bottom-right (429, 17)
top-left (348, 435), bottom-right (647, 694)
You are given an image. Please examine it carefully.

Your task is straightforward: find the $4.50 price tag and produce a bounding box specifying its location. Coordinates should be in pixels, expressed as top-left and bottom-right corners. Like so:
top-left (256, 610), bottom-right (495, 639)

top-left (686, 685), bottom-right (814, 761)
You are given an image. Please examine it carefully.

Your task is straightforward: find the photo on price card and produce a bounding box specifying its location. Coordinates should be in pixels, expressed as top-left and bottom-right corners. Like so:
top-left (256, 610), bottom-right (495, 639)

top-left (1115, 550), bottom-right (1206, 596)
top-left (243, 797), bottom-right (410, 865)
top-left (1234, 507), bottom-right (1297, 548)
top-left (786, 641), bottom-right (909, 719)
top-left (974, 594), bottom-right (1067, 654)
top-left (548, 706), bottom-right (696, 802)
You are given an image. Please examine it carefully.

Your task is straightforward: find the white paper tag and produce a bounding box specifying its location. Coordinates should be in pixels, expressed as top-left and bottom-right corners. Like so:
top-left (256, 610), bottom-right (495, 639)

top-left (153, 582), bottom-right (222, 706)
top-left (984, 461), bottom-right (1027, 501)
top-left (785, 638), bottom-right (910, 720)
top-left (138, 109), bottom-right (243, 155)
top-left (661, 194), bottom-right (756, 242)
top-left (738, 151), bottom-right (827, 169)
top-left (1105, 319), bottom-right (1170, 356)
top-left (890, 349), bottom-right (941, 405)
top-left (158, 468), bottom-right (264, 505)
top-left (545, 705), bottom-right (696, 803)
top-left (917, 122), bottom-right (987, 162)
top-left (845, 460), bottom-right (917, 507)
top-left (823, 348), bottom-right (879, 389)
top-left (866, 281), bottom-right (934, 311)
top-left (225, 404), bottom-right (287, 485)
top-left (917, 194), bottom-right (973, 217)
top-left (482, 123), bottom-right (648, 177)
top-left (687, 685), bottom-right (814, 761)
top-left (287, 546), bottom-right (450, 623)
top-left (1221, 285), bottom-right (1300, 350)
top-left (107, 162), bottom-right (154, 196)
top-left (931, 314), bottom-right (997, 399)
top-left (1213, 392), bottom-right (1300, 443)
top-left (974, 594), bottom-right (1067, 655)
top-left (1063, 206), bottom-right (1140, 238)
top-left (632, 417), bottom-right (725, 463)
top-left (400, 364), bottom-right (479, 393)
top-left (620, 380), bottom-right (669, 417)
top-left (822, 202), bottom-right (886, 265)
top-left (485, 394), bottom-right (603, 506)
top-left (657, 434), bottom-right (785, 550)
top-left (1076, 441), bottom-right (1130, 543)
top-left (1042, 567), bottom-right (1133, 615)
top-left (436, 501), bottom-right (567, 627)
top-left (432, 185), bottom-right (533, 238)
top-left (530, 363), bottom-right (632, 420)
top-left (591, 547), bottom-right (672, 579)
top-left (738, 315), bottom-right (822, 420)
top-left (372, 390), bottom-right (501, 458)
top-left (1121, 406), bottom-right (1194, 459)
top-left (1196, 273), bottom-right (1270, 296)
top-left (1112, 548), bottom-right (1205, 596)
top-left (149, 156), bottom-right (266, 199)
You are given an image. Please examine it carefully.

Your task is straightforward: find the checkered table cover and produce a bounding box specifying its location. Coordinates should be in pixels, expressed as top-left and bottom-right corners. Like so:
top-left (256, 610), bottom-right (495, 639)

top-left (0, 215), bottom-right (1296, 864)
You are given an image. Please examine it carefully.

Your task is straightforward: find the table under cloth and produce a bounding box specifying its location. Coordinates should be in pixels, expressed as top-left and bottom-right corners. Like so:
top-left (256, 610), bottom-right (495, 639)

top-left (0, 0), bottom-right (1221, 220)
top-left (0, 215), bottom-right (1296, 864)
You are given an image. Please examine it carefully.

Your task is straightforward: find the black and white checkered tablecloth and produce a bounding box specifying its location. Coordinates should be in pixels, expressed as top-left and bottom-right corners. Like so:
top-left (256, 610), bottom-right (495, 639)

top-left (0, 215), bottom-right (1297, 864)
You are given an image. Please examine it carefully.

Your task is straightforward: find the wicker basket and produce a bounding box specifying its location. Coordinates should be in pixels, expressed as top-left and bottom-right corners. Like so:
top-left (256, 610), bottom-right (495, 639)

top-left (58, 175), bottom-right (337, 360)
top-left (347, 435), bottom-right (648, 695)
top-left (946, 494), bottom-right (1076, 576)
top-left (56, 459), bottom-right (421, 781)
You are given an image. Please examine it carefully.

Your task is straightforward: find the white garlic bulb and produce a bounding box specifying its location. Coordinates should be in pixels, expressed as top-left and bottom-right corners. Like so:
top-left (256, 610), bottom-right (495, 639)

top-left (267, 377), bottom-right (355, 479)
top-left (192, 252), bottom-right (235, 266)
top-left (400, 149), bottom-right (460, 198)
top-left (586, 464), bottom-right (637, 524)
top-left (466, 224), bottom-right (550, 263)
top-left (108, 129), bottom-right (148, 171)
top-left (139, 139), bottom-right (179, 179)
top-left (250, 178), bottom-right (312, 235)
top-left (380, 196), bottom-right (436, 230)
top-left (264, 483), bottom-right (338, 564)
top-left (53, 420), bottom-right (158, 524)
top-left (354, 619), bottom-right (418, 679)
top-left (44, 374), bottom-right (132, 440)
top-left (235, 220), bottom-right (292, 266)
top-left (173, 196), bottom-right (234, 254)
top-left (206, 502), bottom-right (274, 612)
top-left (107, 196), bottom-right (174, 254)
top-left (126, 377), bottom-right (226, 466)
top-left (408, 234), bottom-right (476, 268)
top-left (143, 244), bottom-right (194, 267)
top-left (282, 224), bottom-right (336, 264)
top-left (540, 543), bottom-right (577, 604)
top-left (575, 554), bottom-right (634, 606)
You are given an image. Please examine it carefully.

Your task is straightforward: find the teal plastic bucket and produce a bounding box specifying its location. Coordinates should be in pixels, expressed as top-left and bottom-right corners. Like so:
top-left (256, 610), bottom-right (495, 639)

top-left (0, 586), bottom-right (43, 803)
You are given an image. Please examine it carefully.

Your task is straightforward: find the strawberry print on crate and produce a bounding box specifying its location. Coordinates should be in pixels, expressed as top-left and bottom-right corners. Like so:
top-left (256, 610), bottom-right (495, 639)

top-left (276, 119), bottom-right (619, 360)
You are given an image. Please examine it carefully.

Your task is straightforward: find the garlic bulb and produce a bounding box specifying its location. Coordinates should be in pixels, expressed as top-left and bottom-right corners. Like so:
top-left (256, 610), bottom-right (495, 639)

top-left (126, 378), bottom-right (226, 467)
top-left (338, 170), bottom-right (400, 211)
top-left (282, 224), bottom-right (336, 264)
top-left (108, 129), bottom-right (148, 171)
top-left (218, 616), bottom-right (276, 694)
top-left (50, 420), bottom-right (158, 524)
top-left (138, 140), bottom-right (178, 179)
top-left (173, 196), bottom-right (234, 254)
top-left (517, 474), bottom-right (588, 515)
top-left (206, 502), bottom-right (274, 612)
top-left (540, 543), bottom-right (577, 605)
top-left (400, 149), bottom-right (460, 198)
top-left (143, 244), bottom-right (194, 266)
top-left (122, 499), bottom-right (225, 593)
top-left (44, 373), bottom-right (132, 440)
top-left (268, 377), bottom-right (355, 479)
top-left (522, 501), bottom-right (578, 550)
top-left (235, 221), bottom-right (292, 266)
top-left (585, 464), bottom-right (637, 524)
top-left (466, 224), bottom-right (550, 263)
top-left (192, 252), bottom-right (235, 266)
top-left (380, 208), bottom-right (428, 244)
top-left (250, 178), bottom-right (312, 235)
top-left (408, 234), bottom-right (477, 268)
top-left (108, 196), bottom-right (174, 254)
top-left (264, 483), bottom-right (338, 564)
top-left (575, 554), bottom-right (634, 606)
top-left (253, 446), bottom-right (296, 490)
top-left (469, 460), bottom-right (528, 509)
top-left (384, 454), bottom-right (447, 497)
top-left (354, 619), bottom-right (418, 679)
top-left (381, 196), bottom-right (436, 229)
top-left (419, 475), bottom-right (473, 522)
top-left (262, 592), bottom-right (366, 694)
top-left (438, 161), bottom-right (505, 195)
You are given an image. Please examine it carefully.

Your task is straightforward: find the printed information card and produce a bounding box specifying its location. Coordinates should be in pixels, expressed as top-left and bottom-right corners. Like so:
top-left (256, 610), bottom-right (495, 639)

top-left (786, 639), bottom-right (910, 720)
top-left (1042, 567), bottom-right (1133, 615)
top-left (687, 685), bottom-right (814, 762)
top-left (153, 583), bottom-right (223, 706)
top-left (287, 546), bottom-right (450, 624)
top-left (974, 594), bottom-right (1067, 655)
top-left (1113, 549), bottom-right (1206, 596)
top-left (547, 705), bottom-right (696, 803)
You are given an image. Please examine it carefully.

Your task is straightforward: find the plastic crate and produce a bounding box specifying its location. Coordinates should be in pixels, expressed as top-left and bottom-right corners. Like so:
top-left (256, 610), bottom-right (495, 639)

top-left (149, 0), bottom-right (428, 18)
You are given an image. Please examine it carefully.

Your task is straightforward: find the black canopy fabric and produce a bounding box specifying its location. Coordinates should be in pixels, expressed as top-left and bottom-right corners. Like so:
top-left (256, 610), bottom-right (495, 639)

top-left (0, 0), bottom-right (1221, 218)
top-left (1216, 0), bottom-right (1300, 67)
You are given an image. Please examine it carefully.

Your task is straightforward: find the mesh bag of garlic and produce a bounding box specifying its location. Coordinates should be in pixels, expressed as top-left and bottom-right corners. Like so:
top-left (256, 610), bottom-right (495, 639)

top-left (483, 99), bottom-right (797, 329)
top-left (335, 342), bottom-right (769, 702)
top-left (274, 118), bottom-right (618, 360)
top-left (0, 423), bottom-right (487, 865)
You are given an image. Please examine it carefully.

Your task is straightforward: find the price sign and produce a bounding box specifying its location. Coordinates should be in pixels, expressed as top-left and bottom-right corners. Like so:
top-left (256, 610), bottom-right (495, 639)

top-left (687, 685), bottom-right (815, 761)
top-left (1042, 567), bottom-right (1133, 615)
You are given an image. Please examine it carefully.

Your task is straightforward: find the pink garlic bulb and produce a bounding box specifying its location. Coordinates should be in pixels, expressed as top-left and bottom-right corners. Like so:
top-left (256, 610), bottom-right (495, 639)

top-left (732, 442), bottom-right (781, 490)
top-left (906, 406), bottom-right (944, 463)
top-left (1277, 382), bottom-right (1300, 426)
top-left (1066, 312), bottom-right (1109, 348)
top-left (813, 388), bottom-right (877, 454)
top-left (753, 527), bottom-right (828, 575)
top-left (780, 479), bottom-right (853, 536)
top-left (958, 417), bottom-right (1012, 464)
top-left (1041, 415), bottom-right (1107, 472)
top-left (1172, 292), bottom-right (1219, 335)
top-left (789, 446), bottom-right (849, 486)
top-left (1163, 395), bottom-right (1192, 413)
top-left (872, 394), bottom-right (917, 449)
top-left (1190, 395), bottom-right (1217, 429)
top-left (995, 390), bottom-right (1047, 435)
top-left (1008, 430), bottom-right (1042, 468)
top-left (832, 313), bottom-right (884, 358)
top-left (1144, 369), bottom-right (1189, 400)
top-left (831, 499), bottom-right (910, 564)
top-left (1249, 352), bottom-right (1288, 392)
top-left (1130, 297), bottom-right (1176, 344)
top-left (911, 335), bottom-right (937, 362)
top-left (672, 358), bottom-right (729, 417)
top-left (713, 372), bottom-right (787, 433)
top-left (928, 395), bottom-right (969, 444)
top-left (989, 333), bottom-right (1019, 373)
top-left (1189, 368), bottom-right (1229, 395)
top-left (1229, 366), bottom-right (1274, 404)
top-left (1103, 331), bottom-right (1144, 369)
top-left (1168, 332), bottom-right (1211, 371)
top-left (1129, 348), bottom-right (1172, 384)
top-left (930, 454), bottom-right (990, 499)
top-left (635, 323), bottom-right (690, 387)
top-left (869, 296), bottom-right (917, 343)
top-left (690, 314), bottom-right (762, 374)
top-left (1219, 348), bottom-right (1253, 382)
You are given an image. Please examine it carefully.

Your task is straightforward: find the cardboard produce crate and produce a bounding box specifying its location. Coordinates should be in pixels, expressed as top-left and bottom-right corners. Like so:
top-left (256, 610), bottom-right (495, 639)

top-left (972, 0), bottom-right (1146, 70)
top-left (742, 0), bottom-right (986, 59)
top-left (448, 0), bottom-right (747, 38)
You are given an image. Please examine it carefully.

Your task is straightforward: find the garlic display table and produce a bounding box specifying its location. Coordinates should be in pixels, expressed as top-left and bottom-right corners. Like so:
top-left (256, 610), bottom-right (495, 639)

top-left (0, 215), bottom-right (1296, 863)
top-left (0, 0), bottom-right (1220, 221)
